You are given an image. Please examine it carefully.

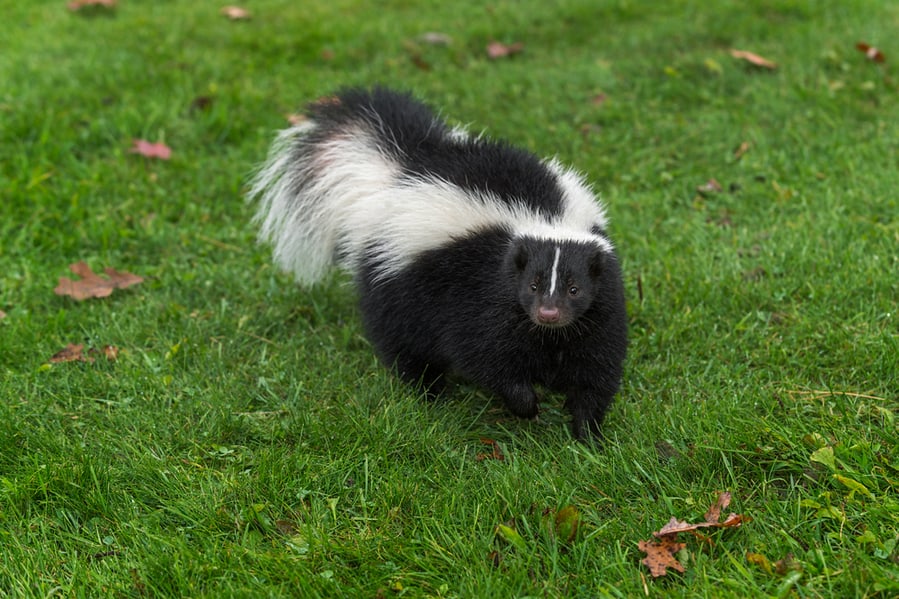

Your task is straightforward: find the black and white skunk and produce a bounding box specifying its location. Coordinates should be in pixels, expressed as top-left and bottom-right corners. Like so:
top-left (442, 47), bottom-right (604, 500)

top-left (249, 87), bottom-right (627, 439)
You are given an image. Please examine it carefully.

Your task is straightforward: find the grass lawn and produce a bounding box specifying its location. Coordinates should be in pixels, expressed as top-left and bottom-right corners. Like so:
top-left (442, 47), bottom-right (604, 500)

top-left (1, 0), bottom-right (897, 596)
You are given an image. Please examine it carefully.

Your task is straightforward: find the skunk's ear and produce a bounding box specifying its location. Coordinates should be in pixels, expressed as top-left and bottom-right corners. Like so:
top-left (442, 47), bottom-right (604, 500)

top-left (511, 240), bottom-right (529, 272)
top-left (589, 249), bottom-right (606, 279)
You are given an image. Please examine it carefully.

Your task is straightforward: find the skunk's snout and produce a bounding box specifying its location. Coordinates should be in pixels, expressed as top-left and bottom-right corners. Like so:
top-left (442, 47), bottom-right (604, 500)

top-left (537, 305), bottom-right (561, 324)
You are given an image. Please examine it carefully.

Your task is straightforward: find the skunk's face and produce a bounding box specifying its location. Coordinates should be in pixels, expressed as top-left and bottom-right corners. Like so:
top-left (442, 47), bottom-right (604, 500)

top-left (508, 238), bottom-right (606, 329)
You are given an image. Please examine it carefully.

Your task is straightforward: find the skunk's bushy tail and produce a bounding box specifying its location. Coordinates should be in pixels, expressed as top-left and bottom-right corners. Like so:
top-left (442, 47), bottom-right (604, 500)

top-left (249, 88), bottom-right (612, 285)
top-left (248, 114), bottom-right (400, 285)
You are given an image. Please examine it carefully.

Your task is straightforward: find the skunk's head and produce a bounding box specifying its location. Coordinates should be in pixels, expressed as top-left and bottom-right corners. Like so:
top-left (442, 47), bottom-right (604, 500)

top-left (507, 237), bottom-right (608, 329)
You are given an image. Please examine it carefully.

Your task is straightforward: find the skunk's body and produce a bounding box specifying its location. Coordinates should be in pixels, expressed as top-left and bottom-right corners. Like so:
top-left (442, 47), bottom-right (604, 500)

top-left (250, 87), bottom-right (627, 439)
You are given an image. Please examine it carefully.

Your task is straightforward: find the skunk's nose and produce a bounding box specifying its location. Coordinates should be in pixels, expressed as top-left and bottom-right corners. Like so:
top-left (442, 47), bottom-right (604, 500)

top-left (537, 306), bottom-right (561, 324)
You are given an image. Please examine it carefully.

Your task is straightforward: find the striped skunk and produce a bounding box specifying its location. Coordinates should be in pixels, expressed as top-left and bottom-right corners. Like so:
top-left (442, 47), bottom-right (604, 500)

top-left (249, 87), bottom-right (627, 439)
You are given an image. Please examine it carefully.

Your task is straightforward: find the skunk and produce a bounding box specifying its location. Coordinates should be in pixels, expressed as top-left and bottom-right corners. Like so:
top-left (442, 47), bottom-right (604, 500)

top-left (249, 87), bottom-right (627, 439)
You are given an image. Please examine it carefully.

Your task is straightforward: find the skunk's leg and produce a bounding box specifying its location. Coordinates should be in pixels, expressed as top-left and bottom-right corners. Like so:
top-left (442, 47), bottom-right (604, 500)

top-left (394, 355), bottom-right (445, 399)
top-left (565, 390), bottom-right (611, 441)
top-left (492, 381), bottom-right (539, 419)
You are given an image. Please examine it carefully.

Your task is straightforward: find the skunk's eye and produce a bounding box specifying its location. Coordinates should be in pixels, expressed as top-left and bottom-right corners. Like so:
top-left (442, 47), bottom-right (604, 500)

top-left (568, 286), bottom-right (579, 297)
top-left (529, 282), bottom-right (538, 292)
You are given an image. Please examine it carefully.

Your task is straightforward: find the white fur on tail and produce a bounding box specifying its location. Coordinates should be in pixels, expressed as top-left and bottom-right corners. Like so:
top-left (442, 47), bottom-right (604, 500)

top-left (249, 121), bottom-right (612, 285)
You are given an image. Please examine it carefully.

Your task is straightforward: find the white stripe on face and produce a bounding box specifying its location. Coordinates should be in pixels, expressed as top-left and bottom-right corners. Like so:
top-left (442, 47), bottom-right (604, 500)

top-left (549, 246), bottom-right (561, 295)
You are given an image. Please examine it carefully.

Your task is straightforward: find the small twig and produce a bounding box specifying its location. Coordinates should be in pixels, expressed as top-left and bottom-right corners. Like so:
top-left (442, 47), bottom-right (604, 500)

top-left (196, 234), bottom-right (244, 252)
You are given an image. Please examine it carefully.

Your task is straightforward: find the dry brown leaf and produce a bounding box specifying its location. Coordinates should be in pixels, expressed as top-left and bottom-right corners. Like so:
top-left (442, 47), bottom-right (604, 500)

top-left (91, 345), bottom-right (119, 361)
top-left (697, 178), bottom-right (723, 194)
top-left (130, 139), bottom-right (172, 160)
top-left (638, 537), bottom-right (686, 577)
top-left (50, 343), bottom-right (119, 364)
top-left (704, 490), bottom-right (731, 523)
top-left (54, 261), bottom-right (144, 301)
top-left (0, 309), bottom-right (6, 320)
top-left (221, 6), bottom-right (251, 20)
top-left (68, 0), bottom-right (117, 10)
top-left (641, 492), bottom-right (750, 578)
top-left (476, 437), bottom-right (505, 461)
top-left (733, 141), bottom-right (751, 160)
top-left (487, 41), bottom-right (524, 59)
top-left (50, 343), bottom-right (93, 363)
top-left (419, 32), bottom-right (453, 46)
top-left (730, 49), bottom-right (777, 69)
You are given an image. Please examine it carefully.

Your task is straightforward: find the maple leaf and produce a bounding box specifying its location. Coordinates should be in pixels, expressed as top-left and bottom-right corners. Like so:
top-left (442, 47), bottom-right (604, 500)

top-left (638, 537), bottom-right (686, 577)
top-left (221, 6), bottom-right (251, 20)
top-left (856, 42), bottom-right (885, 63)
top-left (130, 139), bottom-right (172, 160)
top-left (476, 437), bottom-right (505, 461)
top-left (68, 0), bottom-right (117, 11)
top-left (54, 261), bottom-right (144, 301)
top-left (487, 41), bottom-right (524, 59)
top-left (729, 49), bottom-right (777, 69)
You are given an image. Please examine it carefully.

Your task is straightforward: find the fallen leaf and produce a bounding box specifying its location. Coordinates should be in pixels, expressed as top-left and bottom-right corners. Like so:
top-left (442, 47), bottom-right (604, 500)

top-left (733, 141), bottom-right (751, 160)
top-left (495, 523), bottom-right (529, 553)
top-left (746, 551), bottom-right (773, 574)
top-left (638, 537), bottom-right (686, 577)
top-left (476, 438), bottom-right (505, 461)
top-left (50, 343), bottom-right (93, 363)
top-left (68, 0), bottom-right (117, 10)
top-left (0, 309), bottom-right (6, 320)
top-left (553, 505), bottom-right (581, 543)
top-left (487, 41), bottom-right (524, 59)
top-left (730, 49), bottom-right (777, 69)
top-left (704, 491), bottom-right (731, 523)
top-left (91, 345), bottom-right (119, 361)
top-left (856, 42), bottom-right (885, 63)
top-left (190, 96), bottom-right (214, 112)
top-left (220, 6), bottom-right (251, 20)
top-left (655, 516), bottom-right (695, 537)
top-left (697, 178), bottom-right (723, 194)
top-left (641, 492), bottom-right (750, 577)
top-left (419, 32), bottom-right (453, 46)
top-left (130, 139), bottom-right (172, 160)
top-left (774, 553), bottom-right (802, 575)
top-left (54, 261), bottom-right (144, 301)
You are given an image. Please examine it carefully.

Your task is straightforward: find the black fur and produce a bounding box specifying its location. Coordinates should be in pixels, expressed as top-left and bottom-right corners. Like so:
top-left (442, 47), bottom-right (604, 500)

top-left (357, 228), bottom-right (627, 440)
top-left (253, 87), bottom-right (628, 440)
top-left (304, 87), bottom-right (567, 219)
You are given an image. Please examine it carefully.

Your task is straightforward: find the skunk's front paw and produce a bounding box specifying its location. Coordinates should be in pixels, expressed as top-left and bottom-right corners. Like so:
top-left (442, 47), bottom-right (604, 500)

top-left (501, 383), bottom-right (539, 419)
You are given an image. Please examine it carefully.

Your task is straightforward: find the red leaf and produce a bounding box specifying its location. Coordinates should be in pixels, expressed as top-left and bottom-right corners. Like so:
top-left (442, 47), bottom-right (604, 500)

top-left (130, 139), bottom-right (172, 160)
top-left (730, 49), bottom-right (777, 69)
top-left (487, 41), bottom-right (524, 59)
top-left (856, 42), bottom-right (885, 63)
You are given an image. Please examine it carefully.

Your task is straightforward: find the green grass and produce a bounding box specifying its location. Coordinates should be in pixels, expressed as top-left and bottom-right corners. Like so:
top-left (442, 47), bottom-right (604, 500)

top-left (1, 0), bottom-right (897, 596)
